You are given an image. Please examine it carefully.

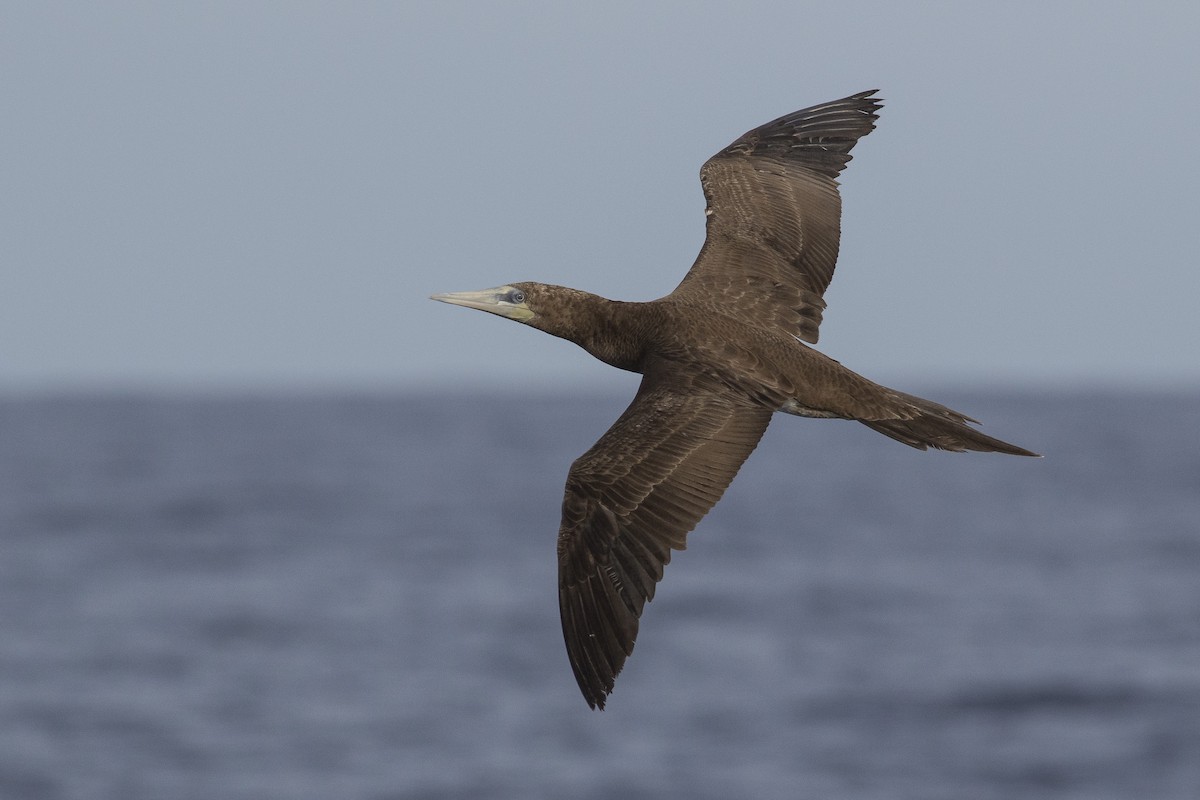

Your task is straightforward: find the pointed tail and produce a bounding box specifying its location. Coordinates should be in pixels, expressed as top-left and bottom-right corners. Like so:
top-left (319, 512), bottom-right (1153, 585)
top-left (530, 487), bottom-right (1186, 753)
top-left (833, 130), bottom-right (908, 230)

top-left (860, 390), bottom-right (1040, 457)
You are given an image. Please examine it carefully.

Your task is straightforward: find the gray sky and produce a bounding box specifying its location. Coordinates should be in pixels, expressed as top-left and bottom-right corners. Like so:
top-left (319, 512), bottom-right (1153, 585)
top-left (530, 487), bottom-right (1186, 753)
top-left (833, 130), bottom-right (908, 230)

top-left (4, 2), bottom-right (1198, 392)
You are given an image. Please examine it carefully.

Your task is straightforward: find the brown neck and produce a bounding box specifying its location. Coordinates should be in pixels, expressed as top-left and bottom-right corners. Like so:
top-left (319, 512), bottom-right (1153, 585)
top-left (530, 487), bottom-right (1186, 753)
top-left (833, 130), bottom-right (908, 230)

top-left (531, 287), bottom-right (651, 373)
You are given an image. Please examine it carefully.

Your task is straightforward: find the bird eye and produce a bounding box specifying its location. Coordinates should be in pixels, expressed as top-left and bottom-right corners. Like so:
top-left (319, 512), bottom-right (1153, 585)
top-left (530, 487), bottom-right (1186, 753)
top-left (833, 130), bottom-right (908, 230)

top-left (509, 289), bottom-right (526, 304)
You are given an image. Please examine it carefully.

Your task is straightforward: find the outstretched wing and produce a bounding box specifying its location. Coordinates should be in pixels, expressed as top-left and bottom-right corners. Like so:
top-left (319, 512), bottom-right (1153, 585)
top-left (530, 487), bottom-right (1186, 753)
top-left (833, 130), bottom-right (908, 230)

top-left (670, 90), bottom-right (882, 343)
top-left (557, 362), bottom-right (773, 708)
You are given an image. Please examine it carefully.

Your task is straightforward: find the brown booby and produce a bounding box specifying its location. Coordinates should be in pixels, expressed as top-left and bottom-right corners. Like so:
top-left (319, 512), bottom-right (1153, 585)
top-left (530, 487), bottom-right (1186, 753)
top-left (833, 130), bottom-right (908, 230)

top-left (433, 90), bottom-right (1038, 709)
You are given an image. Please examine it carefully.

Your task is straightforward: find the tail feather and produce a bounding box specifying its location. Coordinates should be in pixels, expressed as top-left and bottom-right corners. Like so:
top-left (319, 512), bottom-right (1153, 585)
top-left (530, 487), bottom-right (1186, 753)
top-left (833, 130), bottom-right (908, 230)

top-left (860, 391), bottom-right (1040, 457)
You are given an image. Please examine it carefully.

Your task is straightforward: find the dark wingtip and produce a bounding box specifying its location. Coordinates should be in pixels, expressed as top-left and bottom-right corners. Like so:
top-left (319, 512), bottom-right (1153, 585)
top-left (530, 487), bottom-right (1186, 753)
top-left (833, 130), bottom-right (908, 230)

top-left (843, 88), bottom-right (884, 119)
top-left (578, 677), bottom-right (608, 709)
top-left (713, 89), bottom-right (885, 178)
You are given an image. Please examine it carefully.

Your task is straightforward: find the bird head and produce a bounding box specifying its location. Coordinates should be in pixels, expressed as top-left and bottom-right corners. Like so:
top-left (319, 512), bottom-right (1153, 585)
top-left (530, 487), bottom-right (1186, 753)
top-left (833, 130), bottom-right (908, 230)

top-left (431, 282), bottom-right (614, 358)
top-left (430, 283), bottom-right (538, 324)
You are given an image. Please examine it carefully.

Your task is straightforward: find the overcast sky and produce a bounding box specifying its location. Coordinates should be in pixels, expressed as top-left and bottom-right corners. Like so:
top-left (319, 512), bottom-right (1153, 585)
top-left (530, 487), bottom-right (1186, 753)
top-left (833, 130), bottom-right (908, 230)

top-left (3, 2), bottom-right (1198, 393)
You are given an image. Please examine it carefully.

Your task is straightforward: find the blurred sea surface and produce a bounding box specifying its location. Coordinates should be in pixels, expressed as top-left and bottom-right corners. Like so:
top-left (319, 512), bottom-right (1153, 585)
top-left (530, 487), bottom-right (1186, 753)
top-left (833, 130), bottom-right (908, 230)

top-left (1, 389), bottom-right (1197, 799)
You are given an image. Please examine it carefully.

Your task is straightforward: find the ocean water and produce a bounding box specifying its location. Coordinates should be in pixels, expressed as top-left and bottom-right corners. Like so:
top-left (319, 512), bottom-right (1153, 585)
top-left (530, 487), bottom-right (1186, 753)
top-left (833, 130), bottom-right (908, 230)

top-left (0, 390), bottom-right (1197, 800)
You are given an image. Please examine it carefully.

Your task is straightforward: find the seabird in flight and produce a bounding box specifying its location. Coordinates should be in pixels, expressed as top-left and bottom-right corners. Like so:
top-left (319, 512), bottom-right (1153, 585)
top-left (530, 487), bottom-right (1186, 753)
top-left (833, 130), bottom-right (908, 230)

top-left (432, 90), bottom-right (1038, 709)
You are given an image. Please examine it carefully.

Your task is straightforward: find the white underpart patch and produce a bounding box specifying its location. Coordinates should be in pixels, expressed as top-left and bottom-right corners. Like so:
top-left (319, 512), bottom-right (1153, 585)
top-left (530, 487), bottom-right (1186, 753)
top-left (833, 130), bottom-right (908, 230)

top-left (778, 399), bottom-right (839, 418)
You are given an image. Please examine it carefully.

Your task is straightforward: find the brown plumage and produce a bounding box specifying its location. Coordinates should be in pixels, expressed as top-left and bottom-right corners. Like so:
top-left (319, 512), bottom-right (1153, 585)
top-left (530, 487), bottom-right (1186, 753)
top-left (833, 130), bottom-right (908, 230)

top-left (432, 90), bottom-right (1038, 710)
